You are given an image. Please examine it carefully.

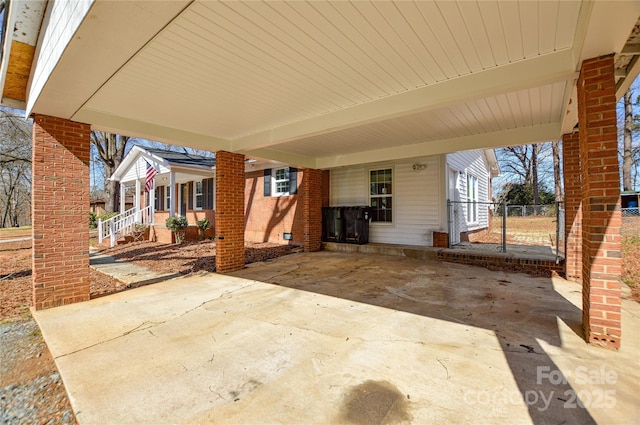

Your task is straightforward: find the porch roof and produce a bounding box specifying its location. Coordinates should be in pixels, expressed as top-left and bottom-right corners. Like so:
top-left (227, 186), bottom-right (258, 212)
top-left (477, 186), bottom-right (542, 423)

top-left (144, 147), bottom-right (216, 168)
top-left (111, 146), bottom-right (216, 184)
top-left (1, 1), bottom-right (639, 167)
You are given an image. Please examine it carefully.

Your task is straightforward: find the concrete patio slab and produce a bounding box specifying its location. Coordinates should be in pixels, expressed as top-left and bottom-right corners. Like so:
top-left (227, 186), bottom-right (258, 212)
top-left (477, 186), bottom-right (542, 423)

top-left (35, 252), bottom-right (639, 424)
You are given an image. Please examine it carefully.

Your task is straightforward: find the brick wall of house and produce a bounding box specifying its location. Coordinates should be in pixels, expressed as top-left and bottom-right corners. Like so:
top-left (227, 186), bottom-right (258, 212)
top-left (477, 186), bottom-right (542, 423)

top-left (244, 169), bottom-right (304, 246)
top-left (577, 55), bottom-right (622, 349)
top-left (32, 115), bottom-right (91, 310)
top-left (562, 131), bottom-right (582, 282)
top-left (154, 210), bottom-right (215, 234)
top-left (302, 168), bottom-right (323, 252)
top-left (215, 151), bottom-right (245, 272)
top-left (150, 224), bottom-right (214, 244)
top-left (243, 167), bottom-right (326, 251)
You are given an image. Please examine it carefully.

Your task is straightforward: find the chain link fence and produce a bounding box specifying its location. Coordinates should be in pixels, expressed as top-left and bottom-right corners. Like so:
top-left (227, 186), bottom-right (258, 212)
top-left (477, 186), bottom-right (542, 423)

top-left (621, 207), bottom-right (640, 237)
top-left (447, 201), bottom-right (564, 260)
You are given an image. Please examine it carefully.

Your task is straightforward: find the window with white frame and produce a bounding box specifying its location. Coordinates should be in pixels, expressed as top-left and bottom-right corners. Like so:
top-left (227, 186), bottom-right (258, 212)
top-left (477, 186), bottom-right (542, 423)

top-left (165, 185), bottom-right (171, 211)
top-left (194, 180), bottom-right (203, 210)
top-left (273, 168), bottom-right (290, 196)
top-left (466, 174), bottom-right (478, 223)
top-left (369, 168), bottom-right (393, 223)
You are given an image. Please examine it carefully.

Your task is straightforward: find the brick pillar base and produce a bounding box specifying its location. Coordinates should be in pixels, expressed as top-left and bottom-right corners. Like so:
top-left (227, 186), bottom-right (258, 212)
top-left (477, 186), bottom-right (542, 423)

top-left (562, 131), bottom-right (582, 282)
top-left (32, 115), bottom-right (91, 310)
top-left (578, 55), bottom-right (622, 349)
top-left (303, 169), bottom-right (323, 252)
top-left (215, 151), bottom-right (245, 272)
top-left (433, 232), bottom-right (448, 248)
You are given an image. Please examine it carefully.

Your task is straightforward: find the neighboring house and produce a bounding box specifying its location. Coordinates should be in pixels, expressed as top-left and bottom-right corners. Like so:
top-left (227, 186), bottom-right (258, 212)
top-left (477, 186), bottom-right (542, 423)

top-left (109, 146), bottom-right (497, 247)
top-left (90, 191), bottom-right (133, 215)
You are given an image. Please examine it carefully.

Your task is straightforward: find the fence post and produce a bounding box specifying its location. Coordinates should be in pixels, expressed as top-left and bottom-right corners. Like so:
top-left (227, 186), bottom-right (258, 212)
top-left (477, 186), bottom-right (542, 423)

top-left (556, 201), bottom-right (561, 263)
top-left (502, 200), bottom-right (507, 253)
top-left (98, 219), bottom-right (103, 244)
top-left (446, 200), bottom-right (451, 248)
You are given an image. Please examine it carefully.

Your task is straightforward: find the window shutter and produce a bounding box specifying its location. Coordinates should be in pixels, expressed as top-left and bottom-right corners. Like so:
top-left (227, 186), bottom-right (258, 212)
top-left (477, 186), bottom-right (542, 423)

top-left (187, 181), bottom-right (193, 210)
top-left (202, 179), bottom-right (208, 210)
top-left (206, 178), bottom-right (214, 210)
top-left (264, 169), bottom-right (271, 196)
top-left (157, 186), bottom-right (164, 211)
top-left (289, 167), bottom-right (298, 195)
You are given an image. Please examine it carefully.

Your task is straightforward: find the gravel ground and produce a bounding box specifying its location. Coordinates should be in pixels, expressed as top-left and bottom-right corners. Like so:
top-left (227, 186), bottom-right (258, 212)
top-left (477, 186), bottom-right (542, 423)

top-left (0, 320), bottom-right (75, 425)
top-left (0, 240), bottom-right (122, 425)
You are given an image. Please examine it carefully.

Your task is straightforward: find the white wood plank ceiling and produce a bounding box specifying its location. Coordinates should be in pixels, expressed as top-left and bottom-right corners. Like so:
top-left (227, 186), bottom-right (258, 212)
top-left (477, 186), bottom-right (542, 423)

top-left (30, 0), bottom-right (640, 168)
top-left (275, 81), bottom-right (568, 158)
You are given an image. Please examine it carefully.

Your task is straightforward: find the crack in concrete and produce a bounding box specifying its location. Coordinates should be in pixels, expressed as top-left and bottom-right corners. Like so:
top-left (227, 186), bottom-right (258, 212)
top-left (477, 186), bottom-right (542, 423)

top-left (252, 265), bottom-right (301, 282)
top-left (253, 316), bottom-right (432, 348)
top-left (55, 320), bottom-right (167, 359)
top-left (437, 358), bottom-right (450, 379)
top-left (55, 282), bottom-right (257, 359)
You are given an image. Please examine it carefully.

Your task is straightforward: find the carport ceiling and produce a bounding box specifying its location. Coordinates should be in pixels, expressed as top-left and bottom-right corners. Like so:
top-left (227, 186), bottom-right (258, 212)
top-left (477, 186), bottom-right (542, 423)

top-left (29, 1), bottom-right (640, 168)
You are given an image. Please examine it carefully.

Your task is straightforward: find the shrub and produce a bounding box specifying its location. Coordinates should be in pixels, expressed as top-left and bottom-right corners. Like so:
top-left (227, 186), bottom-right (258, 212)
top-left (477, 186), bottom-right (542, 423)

top-left (134, 223), bottom-right (148, 233)
top-left (90, 211), bottom-right (118, 230)
top-left (166, 216), bottom-right (188, 243)
top-left (196, 219), bottom-right (210, 240)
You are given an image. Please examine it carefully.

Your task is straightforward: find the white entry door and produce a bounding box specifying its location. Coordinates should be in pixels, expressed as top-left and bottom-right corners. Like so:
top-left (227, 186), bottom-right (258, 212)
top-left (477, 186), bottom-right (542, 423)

top-left (448, 170), bottom-right (460, 245)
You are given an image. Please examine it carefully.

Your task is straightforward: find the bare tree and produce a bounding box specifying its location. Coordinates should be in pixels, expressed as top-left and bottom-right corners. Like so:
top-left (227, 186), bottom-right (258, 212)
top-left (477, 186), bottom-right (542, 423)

top-left (552, 141), bottom-right (563, 202)
top-left (497, 144), bottom-right (552, 186)
top-left (91, 131), bottom-right (131, 213)
top-left (623, 89), bottom-right (634, 191)
top-left (531, 143), bottom-right (539, 208)
top-left (495, 143), bottom-right (556, 206)
top-left (0, 107), bottom-right (32, 227)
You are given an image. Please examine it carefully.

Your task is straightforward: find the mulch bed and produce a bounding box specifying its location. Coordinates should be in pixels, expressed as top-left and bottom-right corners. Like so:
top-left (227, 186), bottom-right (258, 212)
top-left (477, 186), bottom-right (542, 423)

top-left (99, 240), bottom-right (298, 276)
top-left (1, 239), bottom-right (298, 320)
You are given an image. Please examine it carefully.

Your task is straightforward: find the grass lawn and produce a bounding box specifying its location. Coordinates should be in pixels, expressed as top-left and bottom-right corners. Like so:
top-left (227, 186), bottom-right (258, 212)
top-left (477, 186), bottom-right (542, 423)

top-left (0, 226), bottom-right (31, 239)
top-left (470, 215), bottom-right (638, 290)
top-left (622, 236), bottom-right (640, 288)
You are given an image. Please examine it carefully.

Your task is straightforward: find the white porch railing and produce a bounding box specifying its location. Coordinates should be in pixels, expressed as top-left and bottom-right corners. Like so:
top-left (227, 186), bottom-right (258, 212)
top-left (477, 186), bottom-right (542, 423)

top-left (98, 205), bottom-right (153, 248)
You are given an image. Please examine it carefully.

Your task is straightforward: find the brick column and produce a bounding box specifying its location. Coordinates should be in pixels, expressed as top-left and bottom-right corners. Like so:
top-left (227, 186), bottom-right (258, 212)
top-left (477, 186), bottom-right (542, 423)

top-left (302, 168), bottom-right (323, 252)
top-left (577, 55), bottom-right (622, 349)
top-left (562, 131), bottom-right (582, 282)
top-left (32, 115), bottom-right (91, 310)
top-left (215, 151), bottom-right (245, 272)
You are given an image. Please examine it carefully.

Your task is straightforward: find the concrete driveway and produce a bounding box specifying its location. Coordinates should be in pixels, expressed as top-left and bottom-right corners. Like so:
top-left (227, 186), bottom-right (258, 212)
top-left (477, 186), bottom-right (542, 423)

top-left (34, 252), bottom-right (639, 424)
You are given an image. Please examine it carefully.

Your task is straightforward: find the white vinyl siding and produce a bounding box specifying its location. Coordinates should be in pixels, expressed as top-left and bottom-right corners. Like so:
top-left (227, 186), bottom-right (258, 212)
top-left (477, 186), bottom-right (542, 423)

top-left (121, 154), bottom-right (170, 184)
top-left (447, 150), bottom-right (491, 232)
top-left (331, 156), bottom-right (440, 246)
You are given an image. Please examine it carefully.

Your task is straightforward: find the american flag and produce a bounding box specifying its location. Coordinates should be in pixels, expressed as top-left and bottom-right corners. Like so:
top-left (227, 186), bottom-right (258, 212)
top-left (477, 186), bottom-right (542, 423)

top-left (145, 161), bottom-right (159, 192)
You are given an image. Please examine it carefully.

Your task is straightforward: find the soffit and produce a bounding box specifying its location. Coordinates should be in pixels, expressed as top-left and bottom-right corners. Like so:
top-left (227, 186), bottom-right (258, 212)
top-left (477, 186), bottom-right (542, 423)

top-left (273, 81), bottom-right (568, 158)
top-left (21, 0), bottom-right (639, 167)
top-left (78, 0), bottom-right (579, 140)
